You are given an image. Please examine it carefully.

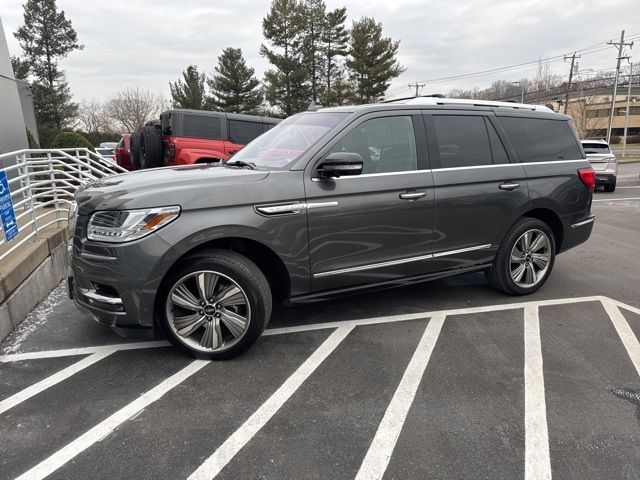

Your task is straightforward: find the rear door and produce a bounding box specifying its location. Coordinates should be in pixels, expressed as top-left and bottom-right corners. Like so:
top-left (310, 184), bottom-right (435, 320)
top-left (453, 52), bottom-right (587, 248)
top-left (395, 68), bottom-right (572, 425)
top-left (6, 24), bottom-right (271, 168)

top-left (496, 113), bottom-right (590, 241)
top-left (304, 111), bottom-right (436, 292)
top-left (425, 110), bottom-right (529, 271)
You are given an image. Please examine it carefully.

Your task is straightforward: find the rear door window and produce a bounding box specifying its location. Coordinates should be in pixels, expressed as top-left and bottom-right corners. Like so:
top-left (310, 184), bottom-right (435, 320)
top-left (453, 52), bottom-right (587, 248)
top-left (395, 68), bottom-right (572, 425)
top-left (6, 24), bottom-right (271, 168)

top-left (228, 120), bottom-right (264, 145)
top-left (431, 115), bottom-right (492, 168)
top-left (498, 117), bottom-right (583, 162)
top-left (182, 114), bottom-right (222, 140)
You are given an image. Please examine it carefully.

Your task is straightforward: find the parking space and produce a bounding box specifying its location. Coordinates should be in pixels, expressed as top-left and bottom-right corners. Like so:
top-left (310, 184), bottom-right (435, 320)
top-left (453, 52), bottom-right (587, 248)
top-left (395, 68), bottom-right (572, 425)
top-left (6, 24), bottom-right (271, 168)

top-left (1, 163), bottom-right (640, 480)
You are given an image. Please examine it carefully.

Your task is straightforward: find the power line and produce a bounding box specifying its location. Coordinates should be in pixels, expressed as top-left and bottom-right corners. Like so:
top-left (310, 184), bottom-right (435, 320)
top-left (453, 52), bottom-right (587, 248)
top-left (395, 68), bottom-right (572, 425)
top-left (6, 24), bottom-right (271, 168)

top-left (385, 33), bottom-right (640, 97)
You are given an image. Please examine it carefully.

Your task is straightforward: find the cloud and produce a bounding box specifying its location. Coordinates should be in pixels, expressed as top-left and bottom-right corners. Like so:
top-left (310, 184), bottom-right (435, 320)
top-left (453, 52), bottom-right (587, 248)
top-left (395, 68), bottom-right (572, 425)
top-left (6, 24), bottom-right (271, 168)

top-left (1, 0), bottom-right (638, 102)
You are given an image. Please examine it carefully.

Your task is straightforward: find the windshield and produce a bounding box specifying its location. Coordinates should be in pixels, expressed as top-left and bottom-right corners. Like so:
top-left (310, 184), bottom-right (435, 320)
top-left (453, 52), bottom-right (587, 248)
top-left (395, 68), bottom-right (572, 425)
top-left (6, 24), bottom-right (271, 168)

top-left (229, 112), bottom-right (349, 169)
top-left (582, 142), bottom-right (610, 154)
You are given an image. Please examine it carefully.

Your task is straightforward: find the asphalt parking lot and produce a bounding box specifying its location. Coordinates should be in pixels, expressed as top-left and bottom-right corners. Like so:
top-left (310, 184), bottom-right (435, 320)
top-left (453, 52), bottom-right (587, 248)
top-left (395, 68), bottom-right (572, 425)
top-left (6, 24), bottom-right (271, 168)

top-left (1, 163), bottom-right (640, 480)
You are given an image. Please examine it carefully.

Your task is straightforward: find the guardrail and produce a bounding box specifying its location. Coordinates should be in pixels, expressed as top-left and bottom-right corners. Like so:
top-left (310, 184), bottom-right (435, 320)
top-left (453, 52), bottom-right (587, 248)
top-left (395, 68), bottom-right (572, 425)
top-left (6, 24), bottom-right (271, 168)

top-left (0, 148), bottom-right (128, 263)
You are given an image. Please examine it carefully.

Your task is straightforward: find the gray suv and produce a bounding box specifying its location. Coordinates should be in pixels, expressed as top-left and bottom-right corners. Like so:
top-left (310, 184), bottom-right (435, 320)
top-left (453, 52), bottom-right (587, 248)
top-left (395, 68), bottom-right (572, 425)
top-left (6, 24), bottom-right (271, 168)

top-left (68, 97), bottom-right (596, 359)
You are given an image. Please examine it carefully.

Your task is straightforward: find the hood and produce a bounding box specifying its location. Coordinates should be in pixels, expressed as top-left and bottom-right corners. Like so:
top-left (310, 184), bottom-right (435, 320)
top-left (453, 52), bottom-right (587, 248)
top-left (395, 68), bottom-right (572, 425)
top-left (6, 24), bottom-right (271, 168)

top-left (76, 163), bottom-right (269, 214)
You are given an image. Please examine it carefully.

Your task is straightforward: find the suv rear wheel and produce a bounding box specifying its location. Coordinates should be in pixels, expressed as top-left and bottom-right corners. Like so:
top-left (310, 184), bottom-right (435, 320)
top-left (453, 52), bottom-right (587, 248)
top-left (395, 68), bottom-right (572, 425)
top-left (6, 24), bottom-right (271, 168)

top-left (485, 217), bottom-right (556, 295)
top-left (157, 249), bottom-right (272, 359)
top-left (604, 179), bottom-right (616, 192)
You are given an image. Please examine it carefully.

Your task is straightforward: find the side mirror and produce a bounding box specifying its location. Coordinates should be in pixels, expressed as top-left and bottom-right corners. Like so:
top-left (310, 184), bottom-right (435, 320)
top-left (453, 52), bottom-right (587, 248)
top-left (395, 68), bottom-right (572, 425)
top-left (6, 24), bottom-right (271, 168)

top-left (317, 152), bottom-right (363, 179)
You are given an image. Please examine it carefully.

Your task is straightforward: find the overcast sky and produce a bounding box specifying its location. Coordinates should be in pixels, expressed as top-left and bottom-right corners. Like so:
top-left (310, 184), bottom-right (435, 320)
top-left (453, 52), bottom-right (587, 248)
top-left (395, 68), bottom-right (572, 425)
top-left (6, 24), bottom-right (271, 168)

top-left (1, 0), bottom-right (639, 103)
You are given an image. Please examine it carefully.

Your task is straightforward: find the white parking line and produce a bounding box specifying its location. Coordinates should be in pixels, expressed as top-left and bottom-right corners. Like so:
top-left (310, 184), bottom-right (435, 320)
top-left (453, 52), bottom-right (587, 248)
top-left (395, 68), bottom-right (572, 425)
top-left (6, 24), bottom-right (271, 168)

top-left (0, 340), bottom-right (169, 362)
top-left (355, 314), bottom-right (445, 480)
top-left (603, 299), bottom-right (640, 377)
top-left (615, 186), bottom-right (640, 189)
top-left (524, 306), bottom-right (552, 480)
top-left (14, 359), bottom-right (210, 480)
top-left (592, 197), bottom-right (640, 202)
top-left (187, 326), bottom-right (353, 480)
top-left (0, 351), bottom-right (112, 415)
top-left (1, 296), bottom-right (607, 362)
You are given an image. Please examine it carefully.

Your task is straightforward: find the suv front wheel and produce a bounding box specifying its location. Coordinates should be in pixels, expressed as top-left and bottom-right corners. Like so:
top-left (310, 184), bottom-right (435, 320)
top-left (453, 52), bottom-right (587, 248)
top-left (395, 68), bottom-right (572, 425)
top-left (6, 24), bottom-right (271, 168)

top-left (485, 218), bottom-right (556, 296)
top-left (157, 250), bottom-right (272, 359)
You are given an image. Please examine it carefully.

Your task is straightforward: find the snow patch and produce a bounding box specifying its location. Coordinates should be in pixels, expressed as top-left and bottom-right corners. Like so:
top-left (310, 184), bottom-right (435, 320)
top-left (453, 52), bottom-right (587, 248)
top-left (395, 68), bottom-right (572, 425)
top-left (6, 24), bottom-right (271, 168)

top-left (1, 281), bottom-right (67, 354)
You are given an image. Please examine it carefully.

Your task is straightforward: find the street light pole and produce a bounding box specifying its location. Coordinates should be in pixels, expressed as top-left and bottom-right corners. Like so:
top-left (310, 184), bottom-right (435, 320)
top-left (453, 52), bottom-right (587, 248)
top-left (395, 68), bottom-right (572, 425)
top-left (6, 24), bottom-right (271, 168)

top-left (622, 62), bottom-right (633, 157)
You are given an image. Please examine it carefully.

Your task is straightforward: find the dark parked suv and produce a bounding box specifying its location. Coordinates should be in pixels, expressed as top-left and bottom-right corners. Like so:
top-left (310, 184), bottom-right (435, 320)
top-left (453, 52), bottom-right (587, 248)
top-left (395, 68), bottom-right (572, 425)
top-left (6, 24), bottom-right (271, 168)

top-left (68, 97), bottom-right (595, 359)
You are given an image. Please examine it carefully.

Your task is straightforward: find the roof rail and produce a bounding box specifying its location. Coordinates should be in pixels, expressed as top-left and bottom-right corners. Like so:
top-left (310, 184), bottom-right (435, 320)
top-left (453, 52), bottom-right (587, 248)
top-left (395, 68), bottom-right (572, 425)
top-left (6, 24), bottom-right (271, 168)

top-left (396, 97), bottom-right (554, 113)
top-left (381, 94), bottom-right (445, 103)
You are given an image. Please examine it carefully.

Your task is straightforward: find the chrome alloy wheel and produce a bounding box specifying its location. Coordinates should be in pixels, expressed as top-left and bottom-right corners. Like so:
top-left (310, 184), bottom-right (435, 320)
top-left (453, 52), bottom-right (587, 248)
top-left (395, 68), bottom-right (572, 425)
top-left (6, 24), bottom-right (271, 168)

top-left (165, 271), bottom-right (251, 353)
top-left (509, 229), bottom-right (551, 288)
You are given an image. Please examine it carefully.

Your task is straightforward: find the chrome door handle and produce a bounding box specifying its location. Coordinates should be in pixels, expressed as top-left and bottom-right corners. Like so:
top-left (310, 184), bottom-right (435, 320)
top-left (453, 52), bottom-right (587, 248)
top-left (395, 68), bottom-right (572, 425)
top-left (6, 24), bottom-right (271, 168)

top-left (399, 191), bottom-right (427, 200)
top-left (499, 182), bottom-right (520, 191)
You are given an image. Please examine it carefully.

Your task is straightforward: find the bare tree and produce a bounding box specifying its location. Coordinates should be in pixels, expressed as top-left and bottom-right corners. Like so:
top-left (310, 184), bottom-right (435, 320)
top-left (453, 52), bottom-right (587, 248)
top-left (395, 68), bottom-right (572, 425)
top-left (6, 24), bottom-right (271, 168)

top-left (568, 92), bottom-right (608, 139)
top-left (76, 99), bottom-right (112, 132)
top-left (104, 86), bottom-right (164, 132)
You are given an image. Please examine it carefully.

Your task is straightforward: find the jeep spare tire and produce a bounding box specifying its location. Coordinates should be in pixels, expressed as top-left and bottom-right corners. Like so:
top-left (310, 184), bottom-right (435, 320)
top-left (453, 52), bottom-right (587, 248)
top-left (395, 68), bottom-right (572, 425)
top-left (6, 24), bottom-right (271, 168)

top-left (140, 125), bottom-right (164, 169)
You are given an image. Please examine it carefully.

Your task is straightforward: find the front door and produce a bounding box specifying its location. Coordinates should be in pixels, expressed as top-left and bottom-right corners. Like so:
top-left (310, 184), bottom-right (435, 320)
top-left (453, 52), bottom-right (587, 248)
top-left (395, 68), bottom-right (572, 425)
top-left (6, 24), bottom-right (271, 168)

top-left (304, 112), bottom-right (436, 292)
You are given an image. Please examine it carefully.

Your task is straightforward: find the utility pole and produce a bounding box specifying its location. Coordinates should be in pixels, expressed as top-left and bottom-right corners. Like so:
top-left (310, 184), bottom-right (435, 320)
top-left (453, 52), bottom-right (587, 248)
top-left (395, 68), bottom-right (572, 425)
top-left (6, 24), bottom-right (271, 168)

top-left (606, 30), bottom-right (634, 143)
top-left (622, 62), bottom-right (634, 157)
top-left (408, 82), bottom-right (425, 97)
top-left (563, 52), bottom-right (581, 114)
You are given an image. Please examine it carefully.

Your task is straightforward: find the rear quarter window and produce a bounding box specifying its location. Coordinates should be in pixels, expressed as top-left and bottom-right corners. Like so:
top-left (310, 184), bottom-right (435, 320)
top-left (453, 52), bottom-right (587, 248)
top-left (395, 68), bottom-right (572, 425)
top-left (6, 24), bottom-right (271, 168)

top-left (499, 116), bottom-right (583, 162)
top-left (228, 120), bottom-right (264, 145)
top-left (181, 114), bottom-right (222, 140)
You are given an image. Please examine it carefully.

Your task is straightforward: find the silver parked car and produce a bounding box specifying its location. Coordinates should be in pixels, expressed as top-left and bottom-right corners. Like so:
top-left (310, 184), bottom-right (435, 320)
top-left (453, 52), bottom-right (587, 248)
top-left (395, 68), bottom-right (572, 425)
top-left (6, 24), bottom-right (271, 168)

top-left (581, 139), bottom-right (617, 192)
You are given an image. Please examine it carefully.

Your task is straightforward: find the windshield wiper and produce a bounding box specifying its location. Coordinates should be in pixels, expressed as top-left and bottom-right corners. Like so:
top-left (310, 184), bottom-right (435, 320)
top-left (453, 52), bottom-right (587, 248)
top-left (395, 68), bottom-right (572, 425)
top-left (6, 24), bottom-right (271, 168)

top-left (225, 160), bottom-right (256, 170)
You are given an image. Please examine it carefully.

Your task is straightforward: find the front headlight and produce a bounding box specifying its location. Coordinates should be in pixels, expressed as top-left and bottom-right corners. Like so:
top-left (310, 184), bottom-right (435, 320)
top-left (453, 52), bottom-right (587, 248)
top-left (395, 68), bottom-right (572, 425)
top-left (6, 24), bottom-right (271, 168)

top-left (87, 206), bottom-right (180, 243)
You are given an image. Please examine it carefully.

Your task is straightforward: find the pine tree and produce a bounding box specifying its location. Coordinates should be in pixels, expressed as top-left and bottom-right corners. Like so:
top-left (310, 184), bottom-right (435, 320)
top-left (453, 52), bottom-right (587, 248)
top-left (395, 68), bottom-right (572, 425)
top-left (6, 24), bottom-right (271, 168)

top-left (10, 56), bottom-right (31, 79)
top-left (170, 65), bottom-right (207, 110)
top-left (260, 0), bottom-right (310, 116)
top-left (346, 17), bottom-right (405, 103)
top-left (14, 0), bottom-right (83, 135)
top-left (321, 7), bottom-right (349, 105)
top-left (300, 0), bottom-right (326, 102)
top-left (207, 48), bottom-right (263, 114)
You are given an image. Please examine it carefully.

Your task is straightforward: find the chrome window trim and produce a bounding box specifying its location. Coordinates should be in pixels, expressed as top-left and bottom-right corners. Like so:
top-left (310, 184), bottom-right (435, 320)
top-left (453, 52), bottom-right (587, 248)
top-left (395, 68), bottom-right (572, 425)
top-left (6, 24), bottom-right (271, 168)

top-left (570, 216), bottom-right (595, 229)
top-left (313, 244), bottom-right (492, 278)
top-left (310, 159), bottom-right (587, 180)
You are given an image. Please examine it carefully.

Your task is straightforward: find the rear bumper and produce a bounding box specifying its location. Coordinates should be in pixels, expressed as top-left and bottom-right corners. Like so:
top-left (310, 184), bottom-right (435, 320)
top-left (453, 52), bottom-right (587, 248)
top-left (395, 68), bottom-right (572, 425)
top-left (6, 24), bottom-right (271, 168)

top-left (595, 172), bottom-right (616, 185)
top-left (560, 214), bottom-right (595, 252)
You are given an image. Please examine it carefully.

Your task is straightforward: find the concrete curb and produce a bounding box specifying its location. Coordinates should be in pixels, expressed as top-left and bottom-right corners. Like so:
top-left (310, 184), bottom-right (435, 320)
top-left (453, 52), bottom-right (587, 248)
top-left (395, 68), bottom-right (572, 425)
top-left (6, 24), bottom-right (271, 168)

top-left (0, 242), bottom-right (69, 342)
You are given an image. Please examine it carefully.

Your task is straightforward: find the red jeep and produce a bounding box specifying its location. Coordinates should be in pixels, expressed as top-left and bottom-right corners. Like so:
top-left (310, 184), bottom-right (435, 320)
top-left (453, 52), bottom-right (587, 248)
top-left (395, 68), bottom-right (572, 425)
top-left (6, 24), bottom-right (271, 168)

top-left (114, 133), bottom-right (134, 170)
top-left (135, 109), bottom-right (280, 169)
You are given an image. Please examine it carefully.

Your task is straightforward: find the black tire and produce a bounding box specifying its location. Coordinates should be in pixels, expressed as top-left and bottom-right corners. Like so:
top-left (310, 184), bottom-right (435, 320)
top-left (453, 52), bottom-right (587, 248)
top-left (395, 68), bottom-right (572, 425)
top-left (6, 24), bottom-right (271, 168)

top-left (130, 132), bottom-right (141, 170)
top-left (140, 125), bottom-right (164, 169)
top-left (604, 180), bottom-right (616, 192)
top-left (485, 217), bottom-right (556, 296)
top-left (156, 249), bottom-right (272, 360)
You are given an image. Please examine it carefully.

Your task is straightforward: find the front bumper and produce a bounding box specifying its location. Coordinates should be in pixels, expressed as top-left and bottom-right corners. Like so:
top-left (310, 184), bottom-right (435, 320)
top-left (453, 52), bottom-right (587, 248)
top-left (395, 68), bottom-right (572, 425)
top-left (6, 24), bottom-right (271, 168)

top-left (68, 223), bottom-right (176, 330)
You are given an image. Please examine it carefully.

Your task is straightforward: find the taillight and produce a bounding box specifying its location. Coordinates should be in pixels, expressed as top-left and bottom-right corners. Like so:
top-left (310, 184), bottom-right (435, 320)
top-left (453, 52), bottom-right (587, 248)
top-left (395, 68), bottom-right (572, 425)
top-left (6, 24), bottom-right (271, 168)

top-left (578, 168), bottom-right (595, 190)
top-left (166, 142), bottom-right (175, 161)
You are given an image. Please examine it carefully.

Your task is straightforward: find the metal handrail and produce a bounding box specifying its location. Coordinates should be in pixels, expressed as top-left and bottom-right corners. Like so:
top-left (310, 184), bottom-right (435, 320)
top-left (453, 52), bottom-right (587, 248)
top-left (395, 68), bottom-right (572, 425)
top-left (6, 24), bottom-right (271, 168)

top-left (0, 148), bottom-right (128, 262)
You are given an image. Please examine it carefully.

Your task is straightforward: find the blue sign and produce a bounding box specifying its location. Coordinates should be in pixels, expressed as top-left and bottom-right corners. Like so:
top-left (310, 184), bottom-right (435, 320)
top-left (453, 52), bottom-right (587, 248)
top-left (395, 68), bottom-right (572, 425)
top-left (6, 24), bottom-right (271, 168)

top-left (0, 170), bottom-right (19, 242)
